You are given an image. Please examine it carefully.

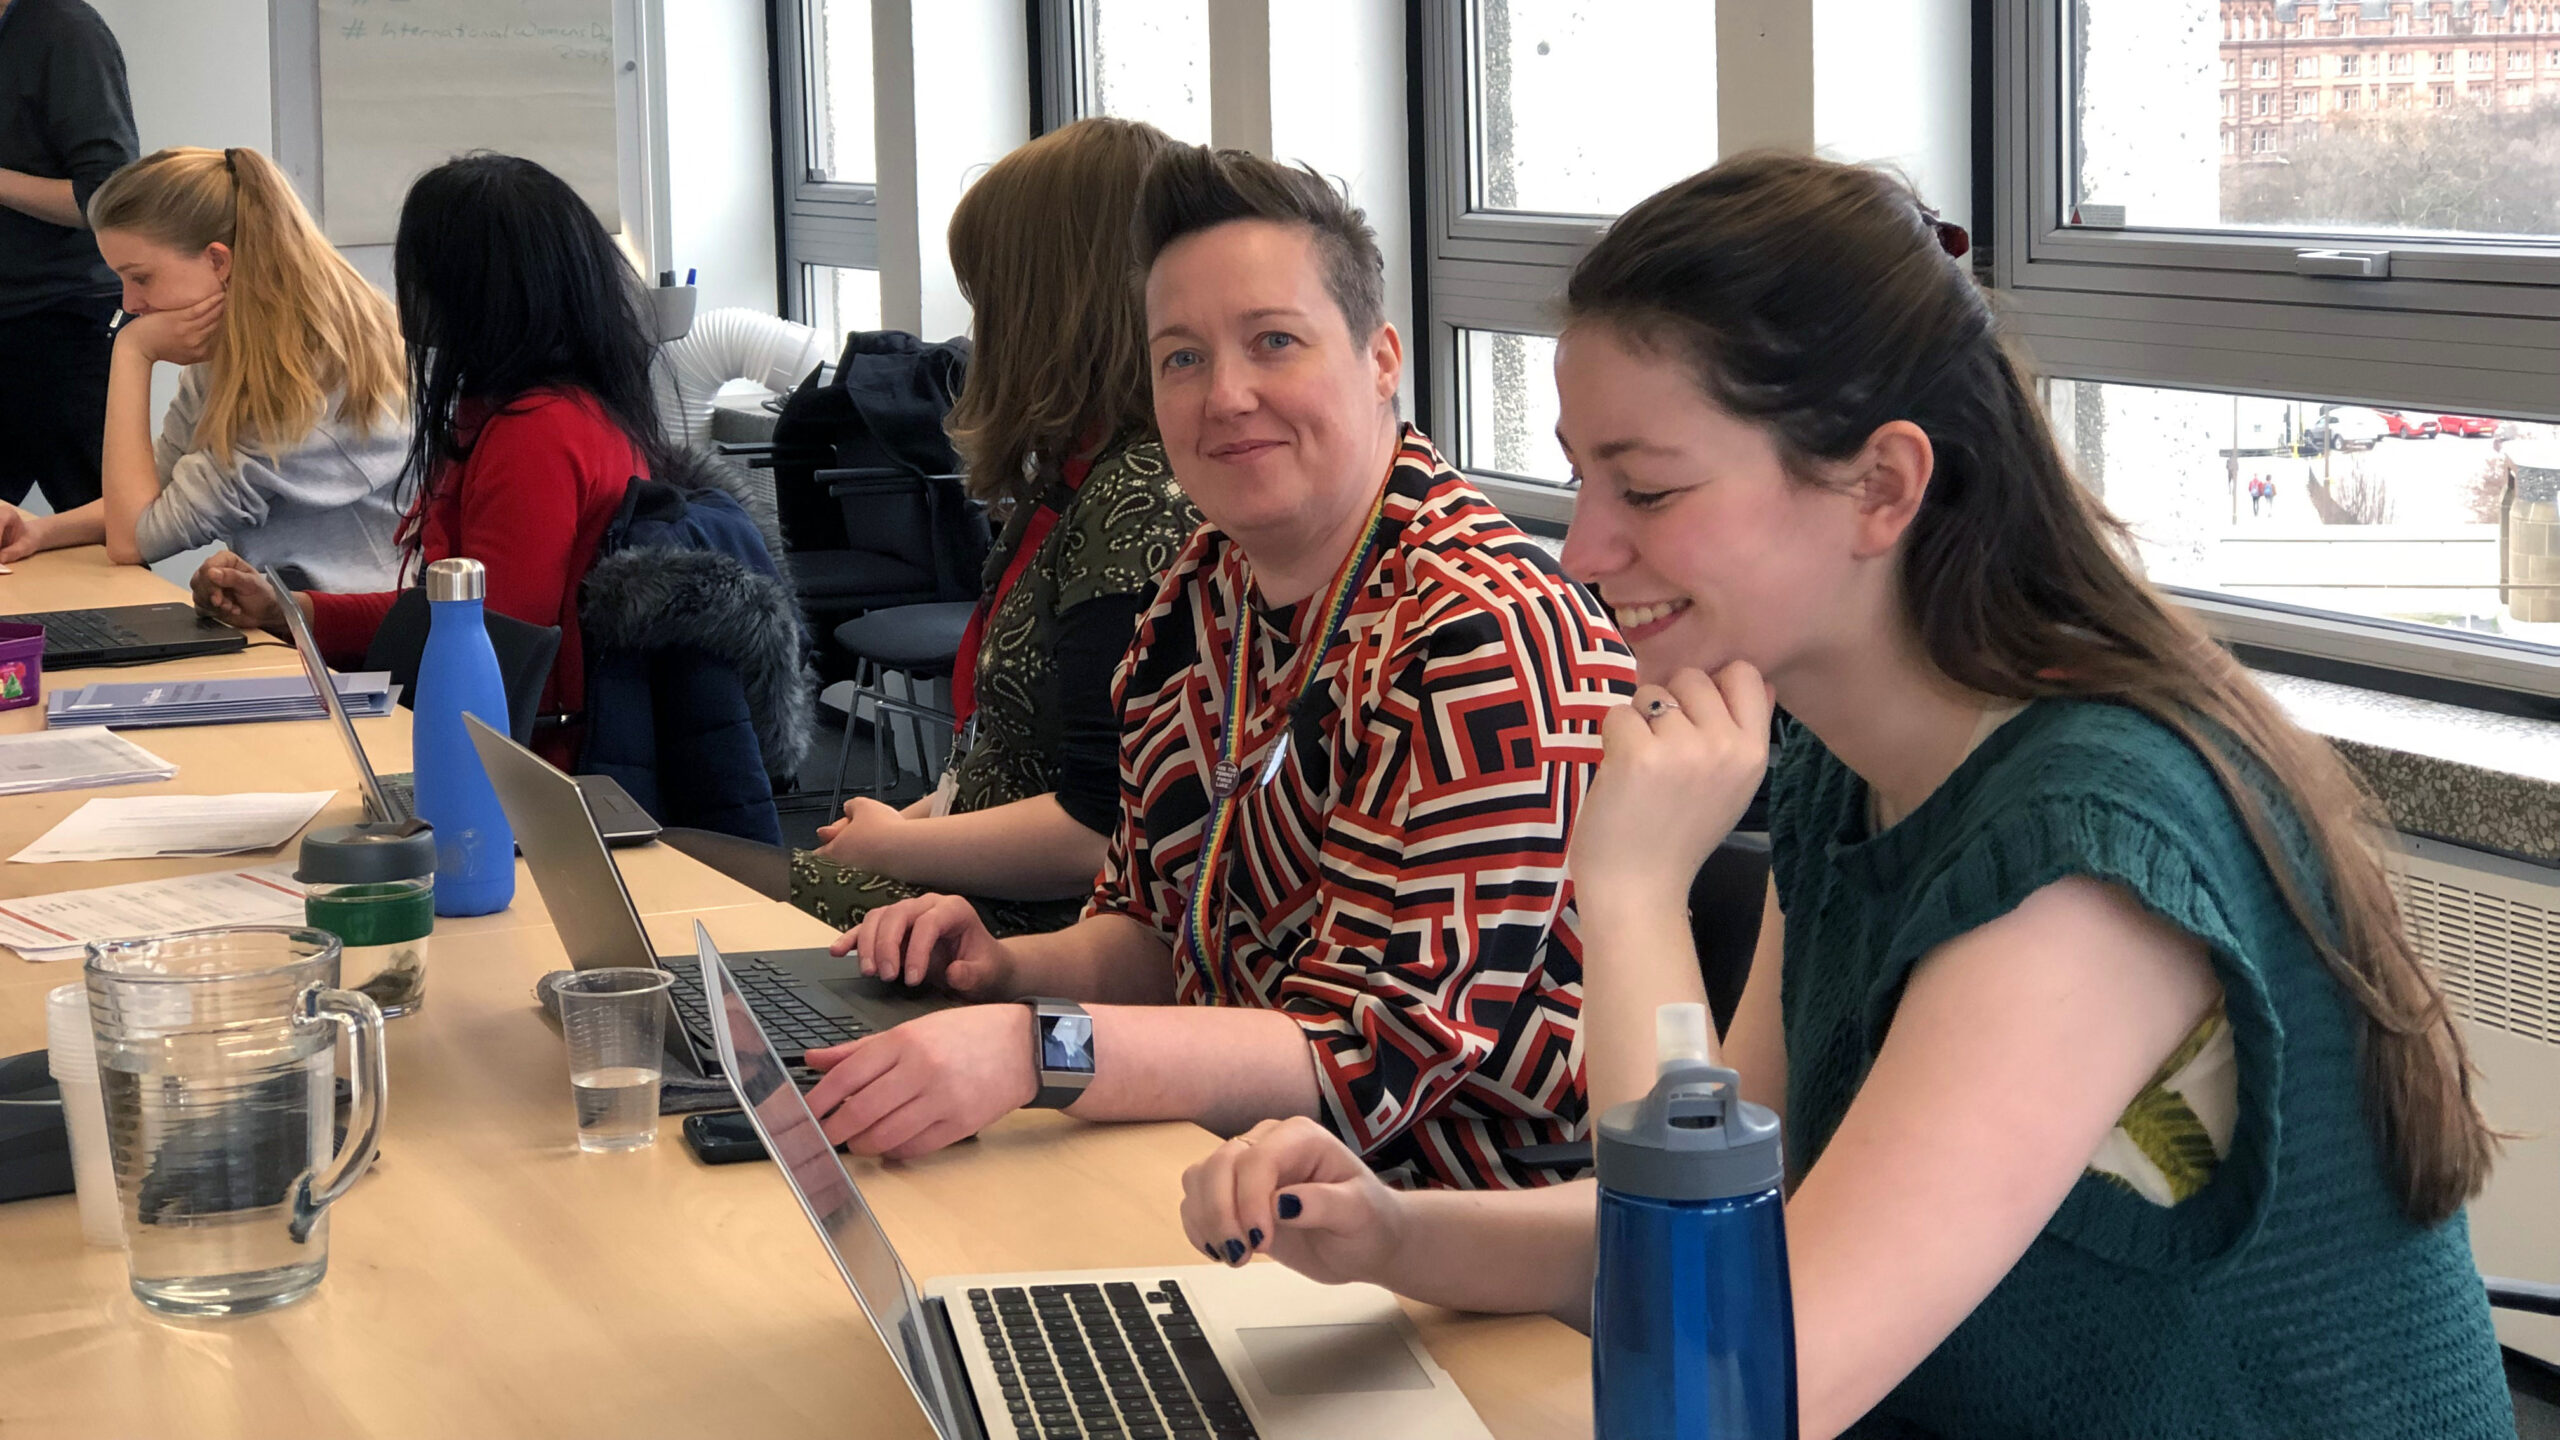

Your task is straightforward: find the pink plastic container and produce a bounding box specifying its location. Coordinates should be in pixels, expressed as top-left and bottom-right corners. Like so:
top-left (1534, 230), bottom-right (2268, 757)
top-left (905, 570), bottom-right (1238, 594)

top-left (0, 621), bottom-right (44, 712)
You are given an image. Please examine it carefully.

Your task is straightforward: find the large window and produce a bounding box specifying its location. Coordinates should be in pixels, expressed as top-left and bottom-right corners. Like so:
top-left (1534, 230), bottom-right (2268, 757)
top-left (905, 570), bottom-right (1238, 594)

top-left (1034, 0), bottom-right (1213, 142)
top-left (776, 0), bottom-right (880, 340)
top-left (1418, 0), bottom-right (1719, 523)
top-left (2055, 379), bottom-right (2559, 645)
top-left (2001, 0), bottom-right (2560, 695)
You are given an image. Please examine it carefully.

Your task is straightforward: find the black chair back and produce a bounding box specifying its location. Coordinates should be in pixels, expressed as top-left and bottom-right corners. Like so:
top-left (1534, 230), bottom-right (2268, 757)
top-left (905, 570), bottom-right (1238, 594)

top-left (821, 467), bottom-right (992, 606)
top-left (361, 588), bottom-right (562, 745)
top-left (1689, 831), bottom-right (1772, 1040)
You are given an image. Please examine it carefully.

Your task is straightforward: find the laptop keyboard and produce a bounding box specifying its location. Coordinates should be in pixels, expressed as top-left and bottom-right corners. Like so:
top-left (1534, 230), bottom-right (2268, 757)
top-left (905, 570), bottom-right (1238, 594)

top-left (970, 1280), bottom-right (1260, 1440)
top-left (18, 609), bottom-right (142, 655)
top-left (665, 954), bottom-right (870, 1057)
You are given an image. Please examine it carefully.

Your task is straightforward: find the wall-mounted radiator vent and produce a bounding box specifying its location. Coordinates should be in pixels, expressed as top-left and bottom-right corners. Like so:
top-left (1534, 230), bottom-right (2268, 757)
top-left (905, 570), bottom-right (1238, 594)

top-left (2392, 839), bottom-right (2560, 1047)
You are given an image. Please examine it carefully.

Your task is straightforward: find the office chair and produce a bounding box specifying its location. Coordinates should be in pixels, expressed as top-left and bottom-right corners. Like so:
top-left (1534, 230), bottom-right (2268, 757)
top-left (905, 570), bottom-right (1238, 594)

top-left (2493, 1281), bottom-right (2560, 1437)
top-left (826, 599), bottom-right (973, 809)
top-left (360, 588), bottom-right (562, 745)
top-left (1691, 831), bottom-right (1773, 1039)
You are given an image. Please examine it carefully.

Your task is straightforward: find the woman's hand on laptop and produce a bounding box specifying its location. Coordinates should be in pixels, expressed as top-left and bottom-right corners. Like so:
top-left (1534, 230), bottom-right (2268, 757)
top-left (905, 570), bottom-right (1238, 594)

top-left (191, 550), bottom-right (297, 630)
top-left (1181, 1118), bottom-right (1408, 1283)
top-left (800, 1006), bottom-right (1038, 1158)
top-left (833, 892), bottom-right (1017, 997)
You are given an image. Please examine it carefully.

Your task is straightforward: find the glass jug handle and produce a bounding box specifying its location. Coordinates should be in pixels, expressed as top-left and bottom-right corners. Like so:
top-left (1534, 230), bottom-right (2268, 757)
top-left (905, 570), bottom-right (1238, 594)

top-left (290, 985), bottom-right (388, 1244)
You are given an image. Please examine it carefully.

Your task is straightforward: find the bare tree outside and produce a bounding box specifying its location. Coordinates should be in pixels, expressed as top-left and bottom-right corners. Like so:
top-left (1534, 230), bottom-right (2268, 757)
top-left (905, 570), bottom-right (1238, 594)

top-left (2224, 97), bottom-right (2560, 234)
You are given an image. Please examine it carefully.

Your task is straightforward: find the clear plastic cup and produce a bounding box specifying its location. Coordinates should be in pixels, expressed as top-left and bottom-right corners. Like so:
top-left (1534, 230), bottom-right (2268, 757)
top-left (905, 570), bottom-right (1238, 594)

top-left (45, 984), bottom-right (123, 1249)
top-left (555, 969), bottom-right (672, 1152)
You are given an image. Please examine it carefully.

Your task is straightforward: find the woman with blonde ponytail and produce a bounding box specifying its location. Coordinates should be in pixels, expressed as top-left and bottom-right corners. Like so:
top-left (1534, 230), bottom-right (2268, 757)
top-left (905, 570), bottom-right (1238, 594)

top-left (0, 146), bottom-right (406, 588)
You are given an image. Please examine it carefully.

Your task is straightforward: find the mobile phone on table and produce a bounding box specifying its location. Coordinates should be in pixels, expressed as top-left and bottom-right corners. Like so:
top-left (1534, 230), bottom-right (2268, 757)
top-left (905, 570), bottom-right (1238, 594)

top-left (681, 1110), bottom-right (767, 1165)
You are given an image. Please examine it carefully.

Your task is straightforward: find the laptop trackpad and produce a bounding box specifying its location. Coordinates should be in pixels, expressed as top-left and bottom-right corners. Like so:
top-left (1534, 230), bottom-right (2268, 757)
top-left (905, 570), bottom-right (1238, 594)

top-left (1234, 1324), bottom-right (1434, 1396)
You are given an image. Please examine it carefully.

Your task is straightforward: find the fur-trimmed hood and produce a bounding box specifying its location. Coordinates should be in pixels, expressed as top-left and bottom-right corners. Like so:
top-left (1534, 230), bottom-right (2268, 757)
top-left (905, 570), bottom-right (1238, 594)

top-left (580, 453), bottom-right (816, 780)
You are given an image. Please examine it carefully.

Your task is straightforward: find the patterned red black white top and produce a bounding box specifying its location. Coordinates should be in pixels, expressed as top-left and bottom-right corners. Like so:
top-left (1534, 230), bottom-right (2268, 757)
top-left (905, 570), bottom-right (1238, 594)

top-left (1087, 428), bottom-right (1637, 1189)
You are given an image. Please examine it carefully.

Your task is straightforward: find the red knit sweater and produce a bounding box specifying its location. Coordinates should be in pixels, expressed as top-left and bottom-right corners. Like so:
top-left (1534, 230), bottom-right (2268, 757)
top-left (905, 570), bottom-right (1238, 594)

top-left (310, 387), bottom-right (641, 767)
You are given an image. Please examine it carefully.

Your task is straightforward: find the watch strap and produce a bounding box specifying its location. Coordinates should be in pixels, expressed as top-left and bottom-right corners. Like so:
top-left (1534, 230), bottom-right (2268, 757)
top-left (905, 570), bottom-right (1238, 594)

top-left (1022, 997), bottom-right (1093, 1111)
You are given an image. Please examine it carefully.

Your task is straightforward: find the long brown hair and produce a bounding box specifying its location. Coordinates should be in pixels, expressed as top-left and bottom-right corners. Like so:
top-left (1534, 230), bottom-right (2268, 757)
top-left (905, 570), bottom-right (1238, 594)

top-left (945, 117), bottom-right (1172, 506)
top-left (88, 147), bottom-right (404, 462)
top-left (1565, 151), bottom-right (2494, 1224)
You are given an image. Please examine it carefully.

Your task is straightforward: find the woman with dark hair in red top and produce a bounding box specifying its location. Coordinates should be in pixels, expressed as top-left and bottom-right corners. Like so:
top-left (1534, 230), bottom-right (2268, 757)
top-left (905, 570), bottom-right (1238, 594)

top-left (192, 154), bottom-right (662, 768)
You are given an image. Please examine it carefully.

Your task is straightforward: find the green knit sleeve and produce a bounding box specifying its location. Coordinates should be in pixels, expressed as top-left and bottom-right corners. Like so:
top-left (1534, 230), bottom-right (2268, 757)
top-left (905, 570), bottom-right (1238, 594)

top-left (1867, 711), bottom-right (2319, 1272)
top-left (1051, 440), bottom-right (1202, 615)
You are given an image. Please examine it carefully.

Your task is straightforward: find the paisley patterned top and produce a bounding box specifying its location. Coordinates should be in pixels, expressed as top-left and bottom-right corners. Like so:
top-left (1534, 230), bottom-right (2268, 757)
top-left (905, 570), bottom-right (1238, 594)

top-left (790, 439), bottom-right (1200, 934)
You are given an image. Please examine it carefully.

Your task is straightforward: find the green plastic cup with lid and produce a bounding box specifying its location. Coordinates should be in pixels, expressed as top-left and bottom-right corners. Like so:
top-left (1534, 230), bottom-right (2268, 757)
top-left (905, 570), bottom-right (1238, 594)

top-left (298, 819), bottom-right (437, 1017)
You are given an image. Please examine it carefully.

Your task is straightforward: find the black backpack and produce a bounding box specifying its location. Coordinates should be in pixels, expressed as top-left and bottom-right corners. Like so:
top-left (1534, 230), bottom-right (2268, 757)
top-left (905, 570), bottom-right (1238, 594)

top-left (768, 329), bottom-right (974, 556)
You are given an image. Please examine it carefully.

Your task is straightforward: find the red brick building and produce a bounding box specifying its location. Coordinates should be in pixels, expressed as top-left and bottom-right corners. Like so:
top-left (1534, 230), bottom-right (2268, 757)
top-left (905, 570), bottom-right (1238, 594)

top-left (2222, 0), bottom-right (2560, 157)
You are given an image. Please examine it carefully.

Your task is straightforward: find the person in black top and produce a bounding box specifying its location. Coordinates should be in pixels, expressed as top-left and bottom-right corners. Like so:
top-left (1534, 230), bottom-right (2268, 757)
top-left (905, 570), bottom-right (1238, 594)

top-left (0, 0), bottom-right (137, 512)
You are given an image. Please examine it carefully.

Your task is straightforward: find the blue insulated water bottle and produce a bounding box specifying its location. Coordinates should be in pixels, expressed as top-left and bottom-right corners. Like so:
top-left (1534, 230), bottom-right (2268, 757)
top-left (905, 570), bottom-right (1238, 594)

top-left (1593, 1004), bottom-right (1796, 1440)
top-left (412, 558), bottom-right (516, 916)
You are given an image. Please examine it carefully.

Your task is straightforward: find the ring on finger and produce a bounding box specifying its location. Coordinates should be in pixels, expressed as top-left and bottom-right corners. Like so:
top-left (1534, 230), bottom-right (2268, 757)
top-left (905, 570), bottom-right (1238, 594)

top-left (1643, 696), bottom-right (1683, 718)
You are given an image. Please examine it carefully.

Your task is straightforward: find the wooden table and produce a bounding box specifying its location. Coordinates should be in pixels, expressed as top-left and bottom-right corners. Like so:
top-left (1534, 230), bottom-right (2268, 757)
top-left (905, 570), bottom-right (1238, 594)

top-left (0, 553), bottom-right (1590, 1439)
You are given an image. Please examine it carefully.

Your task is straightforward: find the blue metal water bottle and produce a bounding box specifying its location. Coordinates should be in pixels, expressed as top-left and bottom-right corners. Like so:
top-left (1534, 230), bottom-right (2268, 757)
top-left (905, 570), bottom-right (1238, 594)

top-left (1593, 1003), bottom-right (1796, 1439)
top-left (412, 558), bottom-right (516, 917)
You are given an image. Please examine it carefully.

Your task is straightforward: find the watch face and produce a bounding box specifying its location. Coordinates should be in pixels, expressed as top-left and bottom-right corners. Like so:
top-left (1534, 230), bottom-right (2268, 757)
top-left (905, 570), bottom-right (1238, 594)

top-left (1040, 1012), bottom-right (1096, 1074)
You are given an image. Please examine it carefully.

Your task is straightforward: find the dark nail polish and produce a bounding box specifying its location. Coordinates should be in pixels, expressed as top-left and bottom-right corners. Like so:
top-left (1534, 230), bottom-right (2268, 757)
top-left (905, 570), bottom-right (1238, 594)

top-left (1276, 1193), bottom-right (1301, 1220)
top-left (1247, 1228), bottom-right (1264, 1249)
top-left (1223, 1239), bottom-right (1245, 1264)
top-left (1204, 1244), bottom-right (1220, 1261)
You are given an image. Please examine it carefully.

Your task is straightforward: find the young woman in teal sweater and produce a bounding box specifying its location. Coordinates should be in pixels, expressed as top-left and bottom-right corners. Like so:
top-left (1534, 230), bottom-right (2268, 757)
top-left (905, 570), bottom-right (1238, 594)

top-left (1174, 153), bottom-right (2510, 1438)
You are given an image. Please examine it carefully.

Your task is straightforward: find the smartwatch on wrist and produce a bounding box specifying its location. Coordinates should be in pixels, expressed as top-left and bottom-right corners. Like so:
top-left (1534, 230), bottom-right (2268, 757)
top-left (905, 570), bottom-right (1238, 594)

top-left (1021, 997), bottom-right (1095, 1110)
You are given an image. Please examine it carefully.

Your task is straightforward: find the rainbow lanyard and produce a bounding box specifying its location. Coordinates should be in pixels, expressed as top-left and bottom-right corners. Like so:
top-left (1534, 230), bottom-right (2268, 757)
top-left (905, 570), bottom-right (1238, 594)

top-left (1177, 483), bottom-right (1393, 1005)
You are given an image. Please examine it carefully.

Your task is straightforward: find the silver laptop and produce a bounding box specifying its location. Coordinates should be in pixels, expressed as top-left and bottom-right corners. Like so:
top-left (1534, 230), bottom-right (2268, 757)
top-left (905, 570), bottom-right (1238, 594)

top-left (697, 924), bottom-right (1493, 1440)
top-left (466, 712), bottom-right (951, 1074)
top-left (261, 565), bottom-right (407, 824)
top-left (257, 565), bottom-right (662, 842)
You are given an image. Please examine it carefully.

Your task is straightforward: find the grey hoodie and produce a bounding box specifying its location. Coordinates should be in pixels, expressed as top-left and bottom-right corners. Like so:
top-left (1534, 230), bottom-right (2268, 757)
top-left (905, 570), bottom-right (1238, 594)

top-left (133, 364), bottom-right (407, 591)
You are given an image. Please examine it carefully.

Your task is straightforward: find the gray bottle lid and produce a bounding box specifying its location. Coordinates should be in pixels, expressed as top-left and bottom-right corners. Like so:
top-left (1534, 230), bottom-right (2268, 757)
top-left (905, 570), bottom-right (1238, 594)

top-left (424, 556), bottom-right (486, 602)
top-left (297, 819), bottom-right (437, 885)
top-left (1595, 1060), bottom-right (1786, 1202)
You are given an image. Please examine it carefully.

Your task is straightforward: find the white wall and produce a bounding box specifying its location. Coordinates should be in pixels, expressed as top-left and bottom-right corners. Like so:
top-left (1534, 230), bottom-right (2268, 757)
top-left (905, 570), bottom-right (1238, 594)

top-left (662, 0), bottom-right (778, 314)
top-left (1269, 0), bottom-right (1414, 408)
top-left (871, 0), bottom-right (1030, 340)
top-left (1814, 0), bottom-right (1973, 223)
top-left (90, 0), bottom-right (272, 154)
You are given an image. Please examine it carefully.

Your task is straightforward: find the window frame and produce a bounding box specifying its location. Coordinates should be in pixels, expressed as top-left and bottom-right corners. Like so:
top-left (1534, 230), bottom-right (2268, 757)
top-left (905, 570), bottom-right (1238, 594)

top-left (1994, 0), bottom-right (2560, 423)
top-left (1413, 0), bottom-right (1631, 529)
top-left (1998, 0), bottom-right (2560, 701)
top-left (1029, 0), bottom-right (1090, 136)
top-left (773, 0), bottom-right (882, 325)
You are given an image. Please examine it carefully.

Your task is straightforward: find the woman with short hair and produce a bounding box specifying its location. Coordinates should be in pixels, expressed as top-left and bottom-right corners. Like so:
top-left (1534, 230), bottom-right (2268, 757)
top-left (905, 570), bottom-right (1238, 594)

top-left (800, 145), bottom-right (1637, 1191)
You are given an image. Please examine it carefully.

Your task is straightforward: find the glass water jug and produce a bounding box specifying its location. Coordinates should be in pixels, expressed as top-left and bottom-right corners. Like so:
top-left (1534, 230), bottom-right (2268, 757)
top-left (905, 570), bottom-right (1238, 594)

top-left (84, 928), bottom-right (388, 1317)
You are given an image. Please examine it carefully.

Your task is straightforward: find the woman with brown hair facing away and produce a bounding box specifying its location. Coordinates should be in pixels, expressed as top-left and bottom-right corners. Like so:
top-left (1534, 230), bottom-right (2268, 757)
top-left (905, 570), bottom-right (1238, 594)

top-left (781, 117), bottom-right (1200, 936)
top-left (1177, 153), bottom-right (2509, 1438)
top-left (0, 146), bottom-right (405, 586)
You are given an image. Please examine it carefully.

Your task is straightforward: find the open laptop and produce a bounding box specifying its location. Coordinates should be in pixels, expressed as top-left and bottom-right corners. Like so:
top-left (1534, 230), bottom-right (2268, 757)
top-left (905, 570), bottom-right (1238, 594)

top-left (258, 565), bottom-right (658, 844)
top-left (697, 925), bottom-right (1494, 1440)
top-left (467, 712), bottom-right (951, 1074)
top-left (0, 602), bottom-right (246, 668)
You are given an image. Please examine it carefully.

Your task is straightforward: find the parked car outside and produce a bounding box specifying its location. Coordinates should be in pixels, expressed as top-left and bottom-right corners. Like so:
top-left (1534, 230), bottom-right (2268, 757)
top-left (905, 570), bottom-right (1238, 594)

top-left (2437, 414), bottom-right (2498, 438)
top-left (2309, 406), bottom-right (2389, 451)
top-left (2377, 410), bottom-right (2438, 439)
